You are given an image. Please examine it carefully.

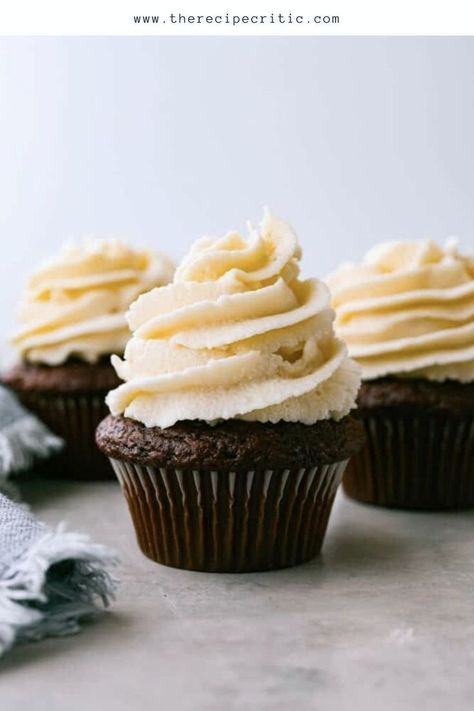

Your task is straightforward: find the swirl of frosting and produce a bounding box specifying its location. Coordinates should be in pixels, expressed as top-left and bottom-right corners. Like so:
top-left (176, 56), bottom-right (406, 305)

top-left (12, 238), bottom-right (175, 365)
top-left (107, 209), bottom-right (361, 428)
top-left (327, 239), bottom-right (474, 382)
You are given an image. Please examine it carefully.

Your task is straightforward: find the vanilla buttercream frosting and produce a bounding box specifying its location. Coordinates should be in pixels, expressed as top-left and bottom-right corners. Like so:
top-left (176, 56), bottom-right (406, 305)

top-left (327, 239), bottom-right (474, 382)
top-left (106, 209), bottom-right (361, 428)
top-left (13, 238), bottom-right (175, 365)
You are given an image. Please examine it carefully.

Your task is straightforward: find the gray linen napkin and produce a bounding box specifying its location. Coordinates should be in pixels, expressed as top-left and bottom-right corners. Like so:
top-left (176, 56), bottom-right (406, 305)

top-left (0, 385), bottom-right (63, 482)
top-left (0, 385), bottom-right (117, 656)
top-left (0, 494), bottom-right (116, 656)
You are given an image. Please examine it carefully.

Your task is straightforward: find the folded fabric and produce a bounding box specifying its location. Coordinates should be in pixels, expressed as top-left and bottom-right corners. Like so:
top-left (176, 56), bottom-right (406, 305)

top-left (0, 385), bottom-right (63, 480)
top-left (0, 385), bottom-right (117, 657)
top-left (0, 493), bottom-right (117, 656)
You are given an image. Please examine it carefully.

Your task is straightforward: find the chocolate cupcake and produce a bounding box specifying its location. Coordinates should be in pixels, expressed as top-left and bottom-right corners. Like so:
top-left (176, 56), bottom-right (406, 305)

top-left (328, 239), bottom-right (474, 509)
top-left (97, 209), bottom-right (364, 571)
top-left (3, 238), bottom-right (174, 480)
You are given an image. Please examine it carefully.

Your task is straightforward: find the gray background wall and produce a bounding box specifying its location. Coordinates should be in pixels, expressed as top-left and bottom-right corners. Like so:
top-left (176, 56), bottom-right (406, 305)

top-left (0, 37), bottom-right (473, 335)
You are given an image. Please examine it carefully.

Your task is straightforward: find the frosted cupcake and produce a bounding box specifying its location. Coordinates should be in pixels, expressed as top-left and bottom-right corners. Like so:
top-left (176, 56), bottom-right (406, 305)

top-left (3, 238), bottom-right (174, 480)
top-left (328, 239), bottom-right (474, 509)
top-left (96, 210), bottom-right (364, 572)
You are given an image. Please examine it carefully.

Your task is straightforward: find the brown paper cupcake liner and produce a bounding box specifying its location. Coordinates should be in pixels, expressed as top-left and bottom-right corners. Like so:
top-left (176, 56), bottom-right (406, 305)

top-left (343, 413), bottom-right (474, 509)
top-left (110, 459), bottom-right (349, 572)
top-left (16, 391), bottom-right (113, 480)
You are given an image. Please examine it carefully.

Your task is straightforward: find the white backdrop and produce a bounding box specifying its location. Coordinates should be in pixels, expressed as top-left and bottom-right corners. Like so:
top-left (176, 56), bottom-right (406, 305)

top-left (0, 37), bottom-right (473, 335)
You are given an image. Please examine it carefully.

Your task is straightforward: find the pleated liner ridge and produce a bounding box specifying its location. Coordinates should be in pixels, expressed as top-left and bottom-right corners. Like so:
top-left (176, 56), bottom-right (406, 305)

top-left (16, 391), bottom-right (114, 480)
top-left (344, 413), bottom-right (474, 510)
top-left (111, 460), bottom-right (349, 572)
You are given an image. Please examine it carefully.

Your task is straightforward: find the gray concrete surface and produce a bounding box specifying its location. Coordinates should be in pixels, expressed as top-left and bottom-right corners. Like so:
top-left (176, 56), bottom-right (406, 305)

top-left (1, 480), bottom-right (473, 711)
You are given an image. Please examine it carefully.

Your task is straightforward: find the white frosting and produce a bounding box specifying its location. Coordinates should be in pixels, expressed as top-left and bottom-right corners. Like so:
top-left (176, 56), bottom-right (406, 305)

top-left (327, 239), bottom-right (474, 381)
top-left (107, 209), bottom-right (361, 428)
top-left (13, 238), bottom-right (175, 365)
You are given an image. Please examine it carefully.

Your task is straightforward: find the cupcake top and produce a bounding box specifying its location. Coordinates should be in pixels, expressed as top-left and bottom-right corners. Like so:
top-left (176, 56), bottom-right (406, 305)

top-left (107, 209), bottom-right (361, 428)
top-left (327, 239), bottom-right (474, 382)
top-left (12, 238), bottom-right (175, 365)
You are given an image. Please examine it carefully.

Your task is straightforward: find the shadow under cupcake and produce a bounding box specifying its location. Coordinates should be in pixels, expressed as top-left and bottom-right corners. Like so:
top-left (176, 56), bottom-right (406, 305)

top-left (96, 209), bottom-right (365, 572)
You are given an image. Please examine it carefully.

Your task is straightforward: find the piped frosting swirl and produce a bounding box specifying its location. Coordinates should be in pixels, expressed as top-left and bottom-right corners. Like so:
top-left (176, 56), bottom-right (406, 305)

top-left (107, 210), bottom-right (361, 428)
top-left (327, 239), bottom-right (474, 382)
top-left (13, 238), bottom-right (175, 365)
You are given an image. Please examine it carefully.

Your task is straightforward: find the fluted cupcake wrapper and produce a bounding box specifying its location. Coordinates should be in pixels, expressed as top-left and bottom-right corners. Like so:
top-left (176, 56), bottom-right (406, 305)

top-left (343, 413), bottom-right (474, 510)
top-left (15, 391), bottom-right (114, 480)
top-left (110, 459), bottom-right (348, 573)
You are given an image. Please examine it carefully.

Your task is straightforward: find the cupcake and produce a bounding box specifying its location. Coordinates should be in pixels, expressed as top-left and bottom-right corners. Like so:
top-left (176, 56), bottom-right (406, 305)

top-left (3, 238), bottom-right (174, 480)
top-left (96, 209), bottom-right (364, 572)
top-left (327, 239), bottom-right (474, 509)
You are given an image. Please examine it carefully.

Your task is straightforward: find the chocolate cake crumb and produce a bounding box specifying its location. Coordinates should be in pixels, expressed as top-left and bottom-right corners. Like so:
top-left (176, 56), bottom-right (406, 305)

top-left (96, 414), bottom-right (365, 471)
top-left (357, 377), bottom-right (474, 417)
top-left (2, 359), bottom-right (121, 395)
